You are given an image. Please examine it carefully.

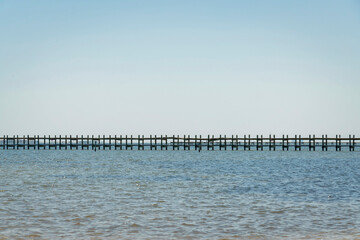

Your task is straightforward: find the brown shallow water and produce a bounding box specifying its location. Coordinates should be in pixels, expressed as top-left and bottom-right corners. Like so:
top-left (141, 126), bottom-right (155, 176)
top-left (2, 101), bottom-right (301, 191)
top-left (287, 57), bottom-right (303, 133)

top-left (1, 150), bottom-right (360, 239)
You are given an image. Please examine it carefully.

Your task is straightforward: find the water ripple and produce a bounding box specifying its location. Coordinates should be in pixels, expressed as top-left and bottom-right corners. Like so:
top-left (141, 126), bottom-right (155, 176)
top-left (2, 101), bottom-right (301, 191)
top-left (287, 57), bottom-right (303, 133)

top-left (0, 150), bottom-right (360, 239)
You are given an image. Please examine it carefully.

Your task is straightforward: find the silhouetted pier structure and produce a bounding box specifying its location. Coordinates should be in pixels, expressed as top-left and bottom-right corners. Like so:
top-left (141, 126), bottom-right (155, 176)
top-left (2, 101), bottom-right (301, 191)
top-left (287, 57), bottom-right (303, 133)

top-left (0, 135), bottom-right (358, 151)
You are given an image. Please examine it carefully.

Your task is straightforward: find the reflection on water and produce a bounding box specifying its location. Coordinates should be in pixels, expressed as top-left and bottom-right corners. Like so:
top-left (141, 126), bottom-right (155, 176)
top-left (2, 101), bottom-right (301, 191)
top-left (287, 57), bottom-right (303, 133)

top-left (1, 150), bottom-right (360, 239)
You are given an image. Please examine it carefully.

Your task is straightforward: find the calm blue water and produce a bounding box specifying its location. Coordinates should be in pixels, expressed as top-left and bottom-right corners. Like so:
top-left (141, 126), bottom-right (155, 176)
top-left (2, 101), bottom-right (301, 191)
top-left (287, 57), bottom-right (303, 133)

top-left (1, 150), bottom-right (360, 239)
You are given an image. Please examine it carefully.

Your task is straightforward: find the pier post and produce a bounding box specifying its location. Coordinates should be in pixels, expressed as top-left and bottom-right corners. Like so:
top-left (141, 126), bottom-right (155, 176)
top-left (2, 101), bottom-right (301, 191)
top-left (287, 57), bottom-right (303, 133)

top-left (309, 135), bottom-right (312, 151)
top-left (87, 135), bottom-right (90, 150)
top-left (269, 135), bottom-right (276, 151)
top-left (243, 135), bottom-right (247, 151)
top-left (138, 135), bottom-right (141, 150)
top-left (141, 135), bottom-right (145, 150)
top-left (287, 135), bottom-right (289, 151)
top-left (81, 135), bottom-right (84, 150)
top-left (161, 135), bottom-right (165, 150)
top-left (183, 135), bottom-right (186, 150)
top-left (70, 135), bottom-right (78, 150)
top-left (0, 136), bottom-right (4, 150)
top-left (150, 135), bottom-right (157, 150)
top-left (125, 135), bottom-right (128, 150)
top-left (65, 135), bottom-right (68, 150)
top-left (165, 135), bottom-right (168, 150)
top-left (260, 135), bottom-right (264, 151)
top-left (187, 135), bottom-right (191, 150)
top-left (194, 135), bottom-right (197, 151)
top-left (207, 135), bottom-right (210, 150)
top-left (336, 135), bottom-right (338, 151)
top-left (322, 134), bottom-right (328, 151)
top-left (195, 135), bottom-right (199, 151)
top-left (325, 135), bottom-right (328, 151)
top-left (177, 135), bottom-right (180, 150)
top-left (172, 135), bottom-right (175, 150)
top-left (296, 135), bottom-right (302, 151)
top-left (22, 135), bottom-right (26, 149)
top-left (199, 135), bottom-right (202, 151)
top-left (120, 135), bottom-right (123, 150)
top-left (236, 135), bottom-right (239, 150)
top-left (353, 135), bottom-right (356, 151)
top-left (76, 135), bottom-right (79, 150)
top-left (18, 135), bottom-right (22, 149)
top-left (19, 135), bottom-right (24, 149)
top-left (336, 135), bottom-right (342, 151)
top-left (94, 135), bottom-right (98, 151)
top-left (11, 135), bottom-right (14, 149)
top-left (212, 135), bottom-right (215, 150)
top-left (273, 135), bottom-right (276, 151)
top-left (20, 135), bottom-right (26, 149)
top-left (131, 135), bottom-right (133, 150)
top-left (282, 135), bottom-right (289, 151)
top-left (312, 134), bottom-right (316, 151)
top-left (114, 135), bottom-right (118, 150)
top-left (269, 134), bottom-right (272, 151)
top-left (231, 135), bottom-right (238, 150)
top-left (283, 135), bottom-right (289, 151)
top-left (155, 135), bottom-right (157, 150)
top-left (349, 134), bottom-right (354, 151)
top-left (150, 135), bottom-right (153, 150)
top-left (142, 135), bottom-right (145, 150)
top-left (86, 135), bottom-right (90, 150)
top-left (97, 135), bottom-right (100, 150)
top-left (219, 135), bottom-right (222, 151)
top-left (91, 135), bottom-right (94, 150)
top-left (160, 135), bottom-right (163, 150)
top-left (231, 135), bottom-right (234, 150)
top-left (282, 135), bottom-right (285, 151)
top-left (7, 135), bottom-right (11, 150)
top-left (182, 135), bottom-right (186, 150)
top-left (49, 135), bottom-right (55, 150)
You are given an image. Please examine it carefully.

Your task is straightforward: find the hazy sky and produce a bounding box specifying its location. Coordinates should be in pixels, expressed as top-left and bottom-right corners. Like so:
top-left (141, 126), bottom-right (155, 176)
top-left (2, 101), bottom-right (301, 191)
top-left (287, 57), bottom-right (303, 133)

top-left (1, 0), bottom-right (359, 136)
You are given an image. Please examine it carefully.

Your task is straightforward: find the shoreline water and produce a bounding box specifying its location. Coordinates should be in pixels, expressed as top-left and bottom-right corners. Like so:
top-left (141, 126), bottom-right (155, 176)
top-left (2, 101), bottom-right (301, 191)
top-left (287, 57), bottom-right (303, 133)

top-left (1, 150), bottom-right (359, 239)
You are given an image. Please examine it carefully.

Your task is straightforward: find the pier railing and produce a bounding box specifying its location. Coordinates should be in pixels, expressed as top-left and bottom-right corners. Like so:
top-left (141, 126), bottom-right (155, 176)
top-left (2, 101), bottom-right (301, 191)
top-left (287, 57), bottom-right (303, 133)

top-left (0, 135), bottom-right (358, 151)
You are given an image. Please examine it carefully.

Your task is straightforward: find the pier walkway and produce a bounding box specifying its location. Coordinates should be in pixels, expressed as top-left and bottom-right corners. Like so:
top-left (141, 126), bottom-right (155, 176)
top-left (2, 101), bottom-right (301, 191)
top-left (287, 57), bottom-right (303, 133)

top-left (0, 135), bottom-right (358, 151)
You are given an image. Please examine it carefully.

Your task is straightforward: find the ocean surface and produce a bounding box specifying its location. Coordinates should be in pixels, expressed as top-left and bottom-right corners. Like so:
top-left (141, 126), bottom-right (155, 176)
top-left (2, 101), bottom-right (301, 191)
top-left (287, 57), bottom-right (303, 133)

top-left (1, 150), bottom-right (360, 239)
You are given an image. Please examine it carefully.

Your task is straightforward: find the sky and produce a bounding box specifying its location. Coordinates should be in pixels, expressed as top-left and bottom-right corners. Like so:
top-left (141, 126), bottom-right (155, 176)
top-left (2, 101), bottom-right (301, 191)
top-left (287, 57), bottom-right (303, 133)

top-left (0, 0), bottom-right (359, 136)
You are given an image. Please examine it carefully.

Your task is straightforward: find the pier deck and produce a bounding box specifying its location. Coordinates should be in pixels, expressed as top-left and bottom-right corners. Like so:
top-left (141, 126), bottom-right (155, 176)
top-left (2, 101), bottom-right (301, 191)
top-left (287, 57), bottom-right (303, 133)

top-left (0, 135), bottom-right (358, 151)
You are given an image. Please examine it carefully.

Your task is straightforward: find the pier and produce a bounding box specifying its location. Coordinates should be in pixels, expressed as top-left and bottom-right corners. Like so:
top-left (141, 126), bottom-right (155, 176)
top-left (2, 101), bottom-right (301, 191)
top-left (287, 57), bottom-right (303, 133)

top-left (0, 135), bottom-right (358, 151)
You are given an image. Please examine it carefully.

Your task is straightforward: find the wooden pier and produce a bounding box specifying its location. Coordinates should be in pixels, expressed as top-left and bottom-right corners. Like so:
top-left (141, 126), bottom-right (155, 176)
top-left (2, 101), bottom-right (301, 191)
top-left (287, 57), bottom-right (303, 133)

top-left (0, 135), bottom-right (358, 151)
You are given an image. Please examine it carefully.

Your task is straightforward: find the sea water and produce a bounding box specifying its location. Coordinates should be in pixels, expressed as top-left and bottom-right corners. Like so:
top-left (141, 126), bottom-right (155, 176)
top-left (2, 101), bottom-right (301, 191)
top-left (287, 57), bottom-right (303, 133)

top-left (0, 150), bottom-right (359, 239)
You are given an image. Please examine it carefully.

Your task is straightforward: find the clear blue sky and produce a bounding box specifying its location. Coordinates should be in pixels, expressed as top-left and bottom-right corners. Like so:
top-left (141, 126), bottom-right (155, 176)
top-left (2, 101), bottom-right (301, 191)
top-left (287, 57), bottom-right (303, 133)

top-left (0, 0), bottom-right (359, 136)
